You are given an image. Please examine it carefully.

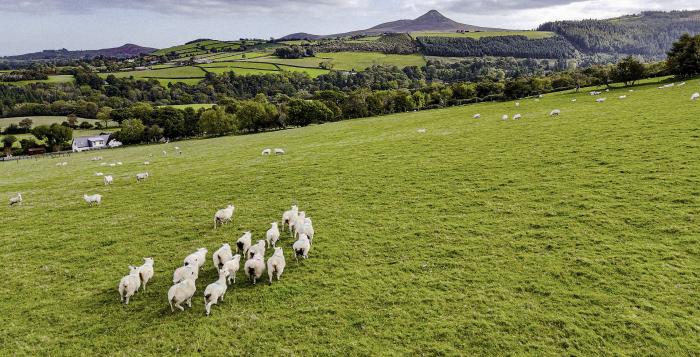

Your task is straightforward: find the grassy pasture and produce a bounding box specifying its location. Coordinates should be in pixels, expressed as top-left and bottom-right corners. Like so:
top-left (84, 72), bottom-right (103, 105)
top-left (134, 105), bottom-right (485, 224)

top-left (246, 52), bottom-right (426, 71)
top-left (160, 104), bottom-right (216, 110)
top-left (1, 78), bottom-right (698, 354)
top-left (0, 75), bottom-right (75, 86)
top-left (412, 30), bottom-right (556, 39)
top-left (0, 116), bottom-right (117, 148)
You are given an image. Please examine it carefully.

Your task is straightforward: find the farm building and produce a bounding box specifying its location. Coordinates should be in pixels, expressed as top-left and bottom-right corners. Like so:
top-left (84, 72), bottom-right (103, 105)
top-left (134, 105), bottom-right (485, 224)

top-left (71, 134), bottom-right (122, 152)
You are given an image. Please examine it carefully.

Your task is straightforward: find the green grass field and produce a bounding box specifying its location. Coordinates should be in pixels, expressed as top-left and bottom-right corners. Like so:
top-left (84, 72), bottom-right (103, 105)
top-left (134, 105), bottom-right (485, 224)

top-left (1, 116), bottom-right (118, 148)
top-left (247, 52), bottom-right (426, 71)
top-left (412, 30), bottom-right (555, 39)
top-left (1, 79), bottom-right (698, 354)
top-left (0, 75), bottom-right (75, 86)
top-left (160, 104), bottom-right (216, 110)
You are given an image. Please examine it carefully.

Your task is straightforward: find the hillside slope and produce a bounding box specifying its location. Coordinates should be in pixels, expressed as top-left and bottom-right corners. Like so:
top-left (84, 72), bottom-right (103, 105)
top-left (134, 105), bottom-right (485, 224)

top-left (4, 44), bottom-right (156, 60)
top-left (0, 77), bottom-right (698, 354)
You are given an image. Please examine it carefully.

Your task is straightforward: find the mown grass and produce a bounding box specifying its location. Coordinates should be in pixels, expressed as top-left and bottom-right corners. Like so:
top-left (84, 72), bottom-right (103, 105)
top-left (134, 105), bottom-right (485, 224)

top-left (0, 78), bottom-right (698, 355)
top-left (413, 30), bottom-right (555, 39)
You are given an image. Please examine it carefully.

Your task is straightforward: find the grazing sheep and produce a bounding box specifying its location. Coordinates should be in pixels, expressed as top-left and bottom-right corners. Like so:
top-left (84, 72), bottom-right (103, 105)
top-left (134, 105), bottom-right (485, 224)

top-left (274, 148), bottom-right (285, 155)
top-left (244, 253), bottom-right (265, 285)
top-left (605, 89), bottom-right (609, 92)
top-left (212, 243), bottom-right (233, 270)
top-left (104, 175), bottom-right (114, 186)
top-left (512, 114), bottom-right (522, 120)
top-left (138, 258), bottom-right (154, 291)
top-left (144, 161), bottom-right (150, 165)
top-left (293, 234), bottom-right (311, 263)
top-left (292, 211), bottom-right (307, 238)
top-left (203, 269), bottom-right (230, 316)
top-left (174, 146), bottom-right (180, 151)
top-left (550, 109), bottom-right (561, 116)
top-left (222, 254), bottom-right (241, 285)
top-left (83, 194), bottom-right (102, 206)
top-left (515, 102), bottom-right (520, 107)
top-left (117, 162), bottom-right (123, 166)
top-left (618, 95), bottom-right (627, 99)
top-left (172, 265), bottom-right (199, 284)
top-left (162, 150), bottom-right (167, 157)
top-left (262, 148), bottom-right (272, 156)
top-left (118, 265), bottom-right (141, 305)
top-left (691, 93), bottom-right (700, 101)
top-left (629, 90), bottom-right (634, 92)
top-left (501, 115), bottom-right (508, 121)
top-left (62, 162), bottom-right (68, 166)
top-left (95, 172), bottom-right (104, 176)
top-left (236, 232), bottom-right (253, 256)
top-left (248, 240), bottom-right (266, 260)
top-left (596, 98), bottom-right (607, 103)
top-left (473, 114), bottom-right (481, 119)
top-left (538, 94), bottom-right (544, 98)
top-left (571, 99), bottom-right (577, 102)
top-left (282, 205), bottom-right (299, 232)
top-left (590, 91), bottom-right (601, 96)
top-left (213, 204), bottom-right (235, 229)
top-left (417, 128), bottom-right (427, 133)
top-left (266, 222), bottom-right (280, 248)
top-left (301, 217), bottom-right (315, 244)
top-left (266, 247), bottom-right (286, 284)
top-left (534, 99), bottom-right (540, 102)
top-left (136, 173), bottom-right (149, 182)
top-left (679, 82), bottom-right (686, 86)
top-left (109, 163), bottom-right (116, 167)
top-left (9, 193), bottom-right (22, 206)
top-left (168, 274), bottom-right (197, 312)
top-left (184, 248), bottom-right (208, 271)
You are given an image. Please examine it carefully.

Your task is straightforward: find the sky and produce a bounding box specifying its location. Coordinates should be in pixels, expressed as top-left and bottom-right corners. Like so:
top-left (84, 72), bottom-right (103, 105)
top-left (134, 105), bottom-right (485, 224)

top-left (0, 0), bottom-right (697, 55)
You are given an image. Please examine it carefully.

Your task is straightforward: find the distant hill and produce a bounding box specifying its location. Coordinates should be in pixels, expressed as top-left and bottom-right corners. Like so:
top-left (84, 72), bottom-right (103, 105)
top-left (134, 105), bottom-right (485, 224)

top-left (4, 44), bottom-right (156, 61)
top-left (280, 10), bottom-right (506, 40)
top-left (539, 10), bottom-right (700, 58)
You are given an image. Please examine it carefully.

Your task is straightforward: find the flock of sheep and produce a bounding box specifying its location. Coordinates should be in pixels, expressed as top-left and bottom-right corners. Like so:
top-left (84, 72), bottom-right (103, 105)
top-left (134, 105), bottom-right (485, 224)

top-left (119, 204), bottom-right (315, 316)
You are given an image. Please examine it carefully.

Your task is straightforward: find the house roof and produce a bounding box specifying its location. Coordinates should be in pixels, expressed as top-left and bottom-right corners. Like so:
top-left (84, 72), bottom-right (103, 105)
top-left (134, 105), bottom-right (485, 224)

top-left (73, 134), bottom-right (111, 148)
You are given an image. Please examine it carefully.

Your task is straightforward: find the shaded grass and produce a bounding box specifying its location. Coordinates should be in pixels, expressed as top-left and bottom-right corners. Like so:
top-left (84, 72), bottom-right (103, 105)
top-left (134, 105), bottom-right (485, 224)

top-left (0, 78), bottom-right (698, 355)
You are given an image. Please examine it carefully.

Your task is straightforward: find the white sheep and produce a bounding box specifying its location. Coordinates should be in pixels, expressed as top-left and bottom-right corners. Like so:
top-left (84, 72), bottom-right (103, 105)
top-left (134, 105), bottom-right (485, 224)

top-left (213, 204), bottom-right (235, 229)
top-left (691, 93), bottom-right (699, 101)
top-left (538, 94), bottom-right (544, 98)
top-left (222, 254), bottom-right (241, 285)
top-left (212, 243), bottom-right (233, 270)
top-left (174, 146), bottom-right (180, 151)
top-left (501, 115), bottom-right (508, 121)
top-left (618, 95), bottom-right (627, 99)
top-left (266, 222), bottom-right (280, 248)
top-left (100, 163), bottom-right (108, 166)
top-left (571, 99), bottom-right (577, 102)
top-left (417, 129), bottom-right (427, 133)
top-left (138, 257), bottom-right (154, 291)
top-left (62, 162), bottom-right (67, 166)
top-left (118, 265), bottom-right (141, 305)
top-left (236, 231), bottom-right (252, 256)
top-left (244, 252), bottom-right (265, 285)
top-left (515, 102), bottom-right (520, 107)
top-left (473, 114), bottom-right (481, 119)
top-left (262, 148), bottom-right (272, 156)
top-left (162, 150), bottom-right (167, 157)
top-left (678, 82), bottom-right (686, 86)
top-left (293, 234), bottom-right (311, 263)
top-left (596, 98), bottom-right (607, 103)
top-left (184, 248), bottom-right (208, 271)
top-left (136, 173), bottom-right (149, 182)
top-left (292, 211), bottom-right (307, 238)
top-left (301, 217), bottom-right (314, 244)
top-left (266, 247), bottom-right (286, 284)
top-left (247, 240), bottom-right (266, 260)
top-left (144, 161), bottom-right (150, 165)
top-left (512, 114), bottom-right (522, 120)
top-left (104, 175), bottom-right (114, 185)
top-left (95, 172), bottom-right (104, 176)
top-left (83, 194), bottom-right (102, 206)
top-left (550, 109), bottom-right (561, 116)
top-left (282, 205), bottom-right (299, 232)
top-left (203, 269), bottom-right (230, 316)
top-left (9, 193), bottom-right (22, 206)
top-left (168, 273), bottom-right (197, 312)
top-left (534, 99), bottom-right (540, 102)
top-left (172, 265), bottom-right (199, 284)
top-left (274, 148), bottom-right (285, 155)
top-left (109, 163), bottom-right (116, 167)
top-left (117, 162), bottom-right (123, 166)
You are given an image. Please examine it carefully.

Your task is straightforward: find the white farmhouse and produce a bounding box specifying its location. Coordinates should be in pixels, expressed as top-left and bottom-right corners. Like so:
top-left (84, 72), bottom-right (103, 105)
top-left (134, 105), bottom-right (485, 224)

top-left (72, 134), bottom-right (122, 152)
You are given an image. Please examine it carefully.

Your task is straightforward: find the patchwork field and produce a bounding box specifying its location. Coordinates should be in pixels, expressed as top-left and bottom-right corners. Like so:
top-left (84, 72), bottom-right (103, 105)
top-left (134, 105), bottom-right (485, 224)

top-left (247, 52), bottom-right (427, 71)
top-left (1, 78), bottom-right (698, 354)
top-left (0, 74), bottom-right (75, 86)
top-left (412, 30), bottom-right (556, 39)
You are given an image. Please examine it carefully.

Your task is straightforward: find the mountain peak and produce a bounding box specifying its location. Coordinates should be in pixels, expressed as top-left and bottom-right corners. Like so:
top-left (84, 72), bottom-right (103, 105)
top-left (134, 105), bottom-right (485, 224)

top-left (417, 10), bottom-right (447, 20)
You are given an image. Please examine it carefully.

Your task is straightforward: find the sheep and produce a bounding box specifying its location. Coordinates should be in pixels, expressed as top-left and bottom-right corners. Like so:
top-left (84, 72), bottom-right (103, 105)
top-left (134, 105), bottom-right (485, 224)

top-left (538, 94), bottom-right (544, 98)
top-left (596, 98), bottom-right (607, 103)
top-left (118, 265), bottom-right (141, 305)
top-left (213, 204), bottom-right (235, 229)
top-left (9, 193), bottom-right (22, 206)
top-left (184, 248), bottom-right (208, 271)
top-left (61, 162), bottom-right (67, 166)
top-left (618, 95), bottom-right (627, 99)
top-left (282, 205), bottom-right (299, 232)
top-left (138, 257), bottom-right (154, 291)
top-left (244, 252), bottom-right (265, 285)
top-left (274, 148), bottom-right (285, 155)
top-left (222, 254), bottom-right (241, 285)
top-left (678, 82), bottom-right (686, 86)
top-left (83, 194), bottom-right (102, 206)
top-left (109, 163), bottom-right (116, 167)
top-left (117, 162), bottom-right (123, 166)
top-left (534, 99), bottom-right (540, 102)
top-left (292, 211), bottom-right (307, 238)
top-left (571, 99), bottom-right (577, 102)
top-left (292, 234), bottom-right (311, 263)
top-left (212, 243), bottom-right (233, 270)
top-left (173, 265), bottom-right (199, 284)
top-left (262, 148), bottom-right (272, 156)
top-left (590, 91), bottom-right (601, 96)
top-left (136, 173), bottom-right (149, 182)
top-left (236, 231), bottom-right (252, 256)
top-left (266, 247), bottom-right (286, 284)
top-left (515, 102), bottom-right (520, 107)
top-left (174, 146), bottom-right (180, 151)
top-left (266, 222), bottom-right (280, 248)
top-left (100, 163), bottom-right (108, 166)
top-left (168, 273), bottom-right (197, 312)
top-left (162, 150), bottom-right (167, 157)
top-left (473, 114), bottom-right (481, 119)
top-left (550, 109), bottom-right (561, 117)
top-left (203, 269), bottom-right (230, 316)
top-left (512, 114), bottom-right (522, 120)
top-left (143, 161), bottom-right (150, 165)
top-left (91, 156), bottom-right (102, 161)
top-left (691, 93), bottom-right (700, 101)
top-left (301, 217), bottom-right (315, 244)
top-left (104, 175), bottom-right (114, 186)
top-left (95, 172), bottom-right (104, 176)
top-left (605, 89), bottom-right (609, 92)
top-left (417, 129), bottom-right (427, 133)
top-left (248, 240), bottom-right (266, 260)
top-left (629, 90), bottom-right (634, 92)
top-left (501, 115), bottom-right (508, 121)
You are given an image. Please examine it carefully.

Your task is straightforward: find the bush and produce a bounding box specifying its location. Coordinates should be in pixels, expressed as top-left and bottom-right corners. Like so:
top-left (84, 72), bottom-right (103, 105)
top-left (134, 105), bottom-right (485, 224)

top-left (79, 121), bottom-right (94, 129)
